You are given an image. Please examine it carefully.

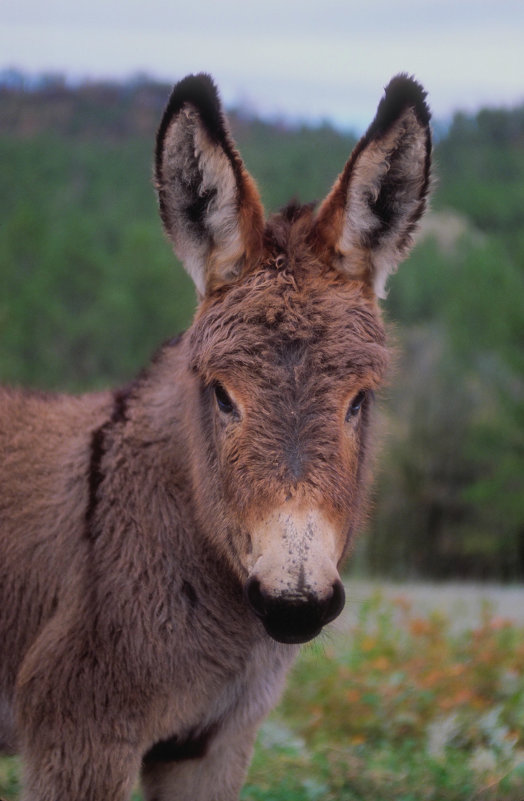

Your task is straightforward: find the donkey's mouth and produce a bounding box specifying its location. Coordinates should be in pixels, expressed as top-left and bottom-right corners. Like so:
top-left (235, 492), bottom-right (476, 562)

top-left (262, 617), bottom-right (324, 645)
top-left (245, 577), bottom-right (345, 645)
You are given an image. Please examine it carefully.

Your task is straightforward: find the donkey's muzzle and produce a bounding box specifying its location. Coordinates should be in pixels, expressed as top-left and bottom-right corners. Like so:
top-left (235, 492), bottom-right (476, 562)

top-left (244, 577), bottom-right (345, 644)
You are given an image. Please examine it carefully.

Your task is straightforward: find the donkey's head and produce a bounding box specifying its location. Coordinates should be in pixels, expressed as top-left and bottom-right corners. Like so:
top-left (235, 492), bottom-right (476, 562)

top-left (155, 74), bottom-right (431, 644)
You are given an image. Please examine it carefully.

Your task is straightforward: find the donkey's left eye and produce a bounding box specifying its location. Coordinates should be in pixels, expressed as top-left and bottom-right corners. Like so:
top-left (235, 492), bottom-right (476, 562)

top-left (346, 390), bottom-right (367, 421)
top-left (213, 382), bottom-right (235, 415)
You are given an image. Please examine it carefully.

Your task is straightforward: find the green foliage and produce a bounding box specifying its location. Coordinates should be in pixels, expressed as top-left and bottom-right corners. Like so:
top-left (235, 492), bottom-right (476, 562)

top-left (0, 755), bottom-right (20, 800)
top-left (244, 592), bottom-right (524, 801)
top-left (362, 232), bottom-right (524, 578)
top-left (230, 116), bottom-right (356, 211)
top-left (436, 107), bottom-right (524, 237)
top-left (0, 134), bottom-right (194, 390)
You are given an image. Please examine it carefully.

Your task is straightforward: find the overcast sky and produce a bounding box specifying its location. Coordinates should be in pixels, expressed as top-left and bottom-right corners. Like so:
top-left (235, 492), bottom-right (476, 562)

top-left (2, 0), bottom-right (523, 130)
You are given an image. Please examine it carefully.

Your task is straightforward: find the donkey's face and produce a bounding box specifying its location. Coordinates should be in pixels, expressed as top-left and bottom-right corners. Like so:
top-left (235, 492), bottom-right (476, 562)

top-left (188, 256), bottom-right (388, 643)
top-left (156, 74), bottom-right (431, 643)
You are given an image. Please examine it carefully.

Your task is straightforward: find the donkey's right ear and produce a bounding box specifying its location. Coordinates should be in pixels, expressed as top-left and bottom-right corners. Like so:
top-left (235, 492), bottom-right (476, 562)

top-left (155, 74), bottom-right (265, 296)
top-left (313, 75), bottom-right (431, 299)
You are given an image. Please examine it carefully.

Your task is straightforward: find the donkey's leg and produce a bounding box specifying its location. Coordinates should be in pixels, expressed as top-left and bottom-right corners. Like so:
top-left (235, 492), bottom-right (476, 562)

top-left (19, 739), bottom-right (142, 801)
top-left (16, 628), bottom-right (145, 801)
top-left (141, 723), bottom-right (259, 801)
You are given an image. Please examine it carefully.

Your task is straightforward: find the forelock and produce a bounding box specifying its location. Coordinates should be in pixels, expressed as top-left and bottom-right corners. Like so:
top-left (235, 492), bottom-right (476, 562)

top-left (189, 238), bottom-right (389, 385)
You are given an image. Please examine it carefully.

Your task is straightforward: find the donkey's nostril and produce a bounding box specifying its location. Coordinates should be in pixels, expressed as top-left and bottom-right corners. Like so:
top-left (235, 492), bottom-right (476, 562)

top-left (322, 579), bottom-right (346, 625)
top-left (244, 576), bottom-right (267, 619)
top-left (244, 575), bottom-right (345, 644)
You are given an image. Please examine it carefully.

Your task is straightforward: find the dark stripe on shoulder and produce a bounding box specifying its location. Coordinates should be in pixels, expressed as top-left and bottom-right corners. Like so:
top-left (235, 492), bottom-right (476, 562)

top-left (84, 387), bottom-right (130, 538)
top-left (111, 385), bottom-right (132, 424)
top-left (84, 334), bottom-right (185, 539)
top-left (85, 421), bottom-right (110, 534)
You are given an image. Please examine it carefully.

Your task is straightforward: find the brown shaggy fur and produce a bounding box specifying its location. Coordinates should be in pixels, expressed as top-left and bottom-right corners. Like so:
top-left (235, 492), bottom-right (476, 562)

top-left (0, 73), bottom-right (431, 800)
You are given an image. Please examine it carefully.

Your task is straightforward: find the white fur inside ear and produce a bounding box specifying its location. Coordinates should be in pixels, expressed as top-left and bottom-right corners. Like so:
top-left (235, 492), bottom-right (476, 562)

top-left (194, 124), bottom-right (246, 283)
top-left (339, 108), bottom-right (428, 299)
top-left (160, 107), bottom-right (245, 295)
top-left (372, 251), bottom-right (397, 299)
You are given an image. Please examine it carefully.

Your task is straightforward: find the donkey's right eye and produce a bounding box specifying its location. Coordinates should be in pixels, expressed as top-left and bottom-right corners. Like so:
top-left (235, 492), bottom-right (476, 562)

top-left (213, 382), bottom-right (235, 415)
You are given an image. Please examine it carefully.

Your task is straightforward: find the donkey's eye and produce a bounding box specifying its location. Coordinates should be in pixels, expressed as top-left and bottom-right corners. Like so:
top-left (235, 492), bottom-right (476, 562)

top-left (213, 382), bottom-right (235, 415)
top-left (346, 390), bottom-right (367, 422)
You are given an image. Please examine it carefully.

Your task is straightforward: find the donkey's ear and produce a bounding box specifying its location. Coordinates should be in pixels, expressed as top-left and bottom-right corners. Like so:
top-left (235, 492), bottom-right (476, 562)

top-left (314, 75), bottom-right (431, 299)
top-left (155, 74), bottom-right (265, 296)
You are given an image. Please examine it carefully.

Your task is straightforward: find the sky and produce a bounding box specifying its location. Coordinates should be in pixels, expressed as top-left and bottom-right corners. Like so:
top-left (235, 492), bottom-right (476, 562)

top-left (2, 0), bottom-right (524, 131)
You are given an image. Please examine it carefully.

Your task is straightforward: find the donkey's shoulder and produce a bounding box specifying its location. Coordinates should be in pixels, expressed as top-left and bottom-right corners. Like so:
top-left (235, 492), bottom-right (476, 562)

top-left (0, 384), bottom-right (113, 469)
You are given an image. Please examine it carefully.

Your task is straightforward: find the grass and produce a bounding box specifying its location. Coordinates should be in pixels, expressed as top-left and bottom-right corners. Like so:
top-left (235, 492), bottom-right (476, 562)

top-left (1, 589), bottom-right (523, 800)
top-left (242, 591), bottom-right (524, 800)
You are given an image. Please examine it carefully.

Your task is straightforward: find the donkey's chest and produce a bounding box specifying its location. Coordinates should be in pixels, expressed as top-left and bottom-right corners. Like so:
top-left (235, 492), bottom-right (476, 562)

top-left (152, 620), bottom-right (297, 753)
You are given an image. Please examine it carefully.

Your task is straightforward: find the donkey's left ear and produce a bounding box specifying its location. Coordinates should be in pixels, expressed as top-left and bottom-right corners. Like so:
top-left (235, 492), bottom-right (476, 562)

top-left (155, 74), bottom-right (265, 296)
top-left (314, 75), bottom-right (431, 299)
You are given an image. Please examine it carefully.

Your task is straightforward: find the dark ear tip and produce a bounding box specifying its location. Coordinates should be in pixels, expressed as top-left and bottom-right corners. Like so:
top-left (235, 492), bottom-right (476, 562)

top-left (374, 73), bottom-right (431, 132)
top-left (165, 73), bottom-right (220, 115)
top-left (155, 72), bottom-right (227, 177)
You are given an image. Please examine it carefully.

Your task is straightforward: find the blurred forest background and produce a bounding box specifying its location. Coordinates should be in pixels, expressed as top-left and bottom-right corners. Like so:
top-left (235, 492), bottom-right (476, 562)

top-left (0, 72), bottom-right (523, 582)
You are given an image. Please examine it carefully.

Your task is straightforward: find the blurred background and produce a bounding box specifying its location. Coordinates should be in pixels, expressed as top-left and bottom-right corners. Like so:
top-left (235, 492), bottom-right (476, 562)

top-left (1, 0), bottom-right (522, 582)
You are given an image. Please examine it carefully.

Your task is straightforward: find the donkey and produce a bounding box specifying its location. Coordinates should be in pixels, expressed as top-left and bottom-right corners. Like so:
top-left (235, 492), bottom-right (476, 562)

top-left (0, 73), bottom-right (431, 800)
